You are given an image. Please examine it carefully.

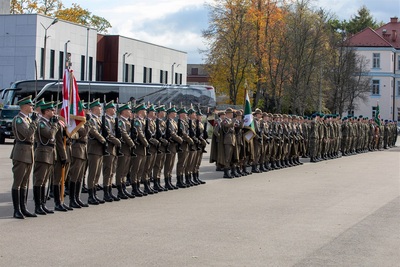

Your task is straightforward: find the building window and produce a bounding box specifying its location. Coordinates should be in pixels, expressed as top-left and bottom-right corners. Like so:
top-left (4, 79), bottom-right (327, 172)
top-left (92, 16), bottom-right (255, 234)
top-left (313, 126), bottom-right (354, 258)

top-left (88, 57), bottom-right (93, 81)
top-left (143, 67), bottom-right (152, 83)
top-left (49, 50), bottom-right (55, 79)
top-left (175, 73), bottom-right (182, 85)
top-left (40, 48), bottom-right (44, 78)
top-left (398, 81), bottom-right (400, 96)
top-left (179, 74), bottom-right (183, 85)
top-left (372, 80), bottom-right (380, 95)
top-left (372, 53), bottom-right (380, 68)
top-left (80, 55), bottom-right (85, 80)
top-left (59, 51), bottom-right (64, 79)
top-left (372, 106), bottom-right (377, 118)
top-left (131, 65), bottom-right (135, 83)
top-left (160, 70), bottom-right (168, 84)
top-left (125, 64), bottom-right (129, 82)
top-left (191, 68), bottom-right (199, 75)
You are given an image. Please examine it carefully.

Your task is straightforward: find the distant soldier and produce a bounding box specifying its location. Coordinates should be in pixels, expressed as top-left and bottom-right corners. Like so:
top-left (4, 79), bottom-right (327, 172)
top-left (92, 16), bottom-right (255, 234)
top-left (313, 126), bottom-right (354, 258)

top-left (152, 105), bottom-right (169, 191)
top-left (193, 109), bottom-right (207, 184)
top-left (33, 101), bottom-right (60, 215)
top-left (164, 106), bottom-right (183, 190)
top-left (176, 107), bottom-right (194, 188)
top-left (221, 108), bottom-right (238, 178)
top-left (10, 96), bottom-right (37, 219)
top-left (210, 111), bottom-right (225, 171)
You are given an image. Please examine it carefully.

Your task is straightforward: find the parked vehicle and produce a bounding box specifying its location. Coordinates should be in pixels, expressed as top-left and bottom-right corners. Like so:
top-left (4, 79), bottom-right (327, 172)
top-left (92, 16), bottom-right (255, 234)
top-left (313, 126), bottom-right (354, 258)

top-left (0, 105), bottom-right (20, 144)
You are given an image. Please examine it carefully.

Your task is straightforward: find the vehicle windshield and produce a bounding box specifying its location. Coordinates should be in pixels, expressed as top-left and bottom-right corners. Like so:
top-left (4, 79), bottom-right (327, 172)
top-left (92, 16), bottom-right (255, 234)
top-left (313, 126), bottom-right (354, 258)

top-left (0, 109), bottom-right (19, 119)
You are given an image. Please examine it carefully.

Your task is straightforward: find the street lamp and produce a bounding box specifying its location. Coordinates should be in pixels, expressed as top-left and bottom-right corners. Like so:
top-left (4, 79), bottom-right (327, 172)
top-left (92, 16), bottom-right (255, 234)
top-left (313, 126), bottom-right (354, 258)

top-left (122, 52), bottom-right (131, 82)
top-left (171, 62), bottom-right (181, 84)
top-left (63, 40), bottom-right (70, 72)
top-left (41, 18), bottom-right (58, 79)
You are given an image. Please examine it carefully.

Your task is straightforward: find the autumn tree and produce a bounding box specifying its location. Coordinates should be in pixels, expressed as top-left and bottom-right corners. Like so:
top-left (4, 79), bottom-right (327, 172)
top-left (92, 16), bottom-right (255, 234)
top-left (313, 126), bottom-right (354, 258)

top-left (203, 0), bottom-right (254, 105)
top-left (10, 0), bottom-right (111, 33)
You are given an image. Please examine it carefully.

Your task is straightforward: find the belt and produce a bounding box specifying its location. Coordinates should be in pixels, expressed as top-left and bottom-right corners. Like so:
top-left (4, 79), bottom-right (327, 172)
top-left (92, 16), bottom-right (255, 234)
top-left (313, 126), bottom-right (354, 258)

top-left (73, 140), bottom-right (87, 145)
top-left (16, 140), bottom-right (33, 145)
top-left (39, 144), bottom-right (55, 148)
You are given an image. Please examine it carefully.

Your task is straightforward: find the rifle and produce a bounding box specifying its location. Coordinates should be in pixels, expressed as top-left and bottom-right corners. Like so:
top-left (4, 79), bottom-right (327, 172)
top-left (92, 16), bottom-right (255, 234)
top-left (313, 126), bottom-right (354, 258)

top-left (144, 118), bottom-right (153, 156)
top-left (196, 119), bottom-right (207, 153)
top-left (156, 118), bottom-right (171, 154)
top-left (188, 119), bottom-right (200, 151)
top-left (166, 118), bottom-right (182, 152)
top-left (129, 118), bottom-right (138, 157)
top-left (101, 95), bottom-right (110, 156)
top-left (203, 120), bottom-right (209, 143)
top-left (114, 99), bottom-right (124, 157)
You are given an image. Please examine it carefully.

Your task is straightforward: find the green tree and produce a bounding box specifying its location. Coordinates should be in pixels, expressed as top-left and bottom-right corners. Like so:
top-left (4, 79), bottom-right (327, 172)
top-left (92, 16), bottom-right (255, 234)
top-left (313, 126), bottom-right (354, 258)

top-left (346, 5), bottom-right (379, 34)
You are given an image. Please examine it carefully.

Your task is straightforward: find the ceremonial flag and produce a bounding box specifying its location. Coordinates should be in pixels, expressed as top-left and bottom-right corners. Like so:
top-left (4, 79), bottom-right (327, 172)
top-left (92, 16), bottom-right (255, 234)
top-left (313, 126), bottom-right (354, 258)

top-left (243, 90), bottom-right (256, 141)
top-left (60, 69), bottom-right (86, 137)
top-left (374, 102), bottom-right (381, 126)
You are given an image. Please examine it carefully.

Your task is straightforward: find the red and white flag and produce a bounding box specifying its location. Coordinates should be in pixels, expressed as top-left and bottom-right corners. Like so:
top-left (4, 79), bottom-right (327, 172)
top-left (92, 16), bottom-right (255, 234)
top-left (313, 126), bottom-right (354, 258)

top-left (60, 69), bottom-right (86, 137)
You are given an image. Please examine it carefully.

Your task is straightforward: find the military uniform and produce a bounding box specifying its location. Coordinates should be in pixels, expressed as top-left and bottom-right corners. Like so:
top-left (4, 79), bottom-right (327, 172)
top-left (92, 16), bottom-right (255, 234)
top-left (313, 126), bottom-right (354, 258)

top-left (152, 105), bottom-right (169, 191)
top-left (87, 99), bottom-right (107, 205)
top-left (176, 108), bottom-right (194, 188)
top-left (10, 96), bottom-right (37, 219)
top-left (33, 101), bottom-right (59, 215)
top-left (221, 108), bottom-right (237, 178)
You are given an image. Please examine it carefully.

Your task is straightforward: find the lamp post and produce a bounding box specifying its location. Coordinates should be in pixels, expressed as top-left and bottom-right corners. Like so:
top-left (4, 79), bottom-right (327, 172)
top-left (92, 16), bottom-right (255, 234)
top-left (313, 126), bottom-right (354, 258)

top-left (63, 40), bottom-right (70, 72)
top-left (171, 62), bottom-right (176, 84)
top-left (40, 18), bottom-right (58, 80)
top-left (122, 52), bottom-right (131, 82)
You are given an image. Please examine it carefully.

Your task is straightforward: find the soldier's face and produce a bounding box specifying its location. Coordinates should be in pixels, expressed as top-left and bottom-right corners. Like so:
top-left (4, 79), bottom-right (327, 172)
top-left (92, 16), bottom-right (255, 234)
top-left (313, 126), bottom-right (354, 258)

top-left (22, 104), bottom-right (33, 114)
top-left (107, 107), bottom-right (116, 116)
top-left (158, 111), bottom-right (166, 118)
top-left (91, 106), bottom-right (101, 116)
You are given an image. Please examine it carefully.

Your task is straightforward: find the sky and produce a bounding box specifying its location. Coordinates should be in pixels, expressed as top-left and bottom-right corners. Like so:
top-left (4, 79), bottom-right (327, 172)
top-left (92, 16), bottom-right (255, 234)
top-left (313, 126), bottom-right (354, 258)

top-left (63, 0), bottom-right (400, 64)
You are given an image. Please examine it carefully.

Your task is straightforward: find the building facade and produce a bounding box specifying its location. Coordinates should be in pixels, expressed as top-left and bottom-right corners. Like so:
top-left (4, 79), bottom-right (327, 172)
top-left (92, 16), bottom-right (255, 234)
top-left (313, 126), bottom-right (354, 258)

top-left (348, 17), bottom-right (400, 121)
top-left (0, 13), bottom-right (187, 90)
top-left (187, 64), bottom-right (210, 85)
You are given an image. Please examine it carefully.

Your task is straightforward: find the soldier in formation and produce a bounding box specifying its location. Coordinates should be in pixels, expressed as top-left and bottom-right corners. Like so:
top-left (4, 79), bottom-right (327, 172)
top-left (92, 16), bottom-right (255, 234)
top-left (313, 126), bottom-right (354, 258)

top-left (210, 108), bottom-right (398, 178)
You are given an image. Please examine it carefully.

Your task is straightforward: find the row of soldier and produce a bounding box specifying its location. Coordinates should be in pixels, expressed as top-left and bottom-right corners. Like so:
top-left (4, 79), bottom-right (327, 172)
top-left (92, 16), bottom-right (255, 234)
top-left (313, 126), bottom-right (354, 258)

top-left (11, 95), bottom-right (208, 219)
top-left (210, 108), bottom-right (398, 178)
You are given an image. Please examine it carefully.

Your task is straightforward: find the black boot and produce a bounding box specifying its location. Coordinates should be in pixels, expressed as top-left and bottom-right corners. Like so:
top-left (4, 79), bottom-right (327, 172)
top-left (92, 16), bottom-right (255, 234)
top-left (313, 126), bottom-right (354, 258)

top-left (154, 178), bottom-right (166, 192)
top-left (231, 168), bottom-right (239, 178)
top-left (53, 185), bottom-right (68, 212)
top-left (242, 166), bottom-right (249, 175)
top-left (176, 175), bottom-right (187, 188)
top-left (117, 185), bottom-right (129, 199)
top-left (109, 185), bottom-right (120, 201)
top-left (275, 160), bottom-right (281, 169)
top-left (195, 172), bottom-right (206, 184)
top-left (20, 188), bottom-right (36, 217)
top-left (252, 165), bottom-right (261, 173)
top-left (34, 186), bottom-right (46, 215)
top-left (75, 181), bottom-right (89, 207)
top-left (12, 189), bottom-right (25, 219)
top-left (223, 168), bottom-right (233, 178)
top-left (69, 182), bottom-right (81, 209)
top-left (185, 174), bottom-right (194, 186)
top-left (41, 186), bottom-right (54, 214)
top-left (122, 183), bottom-right (136, 198)
top-left (164, 178), bottom-right (174, 190)
top-left (236, 167), bottom-right (243, 177)
top-left (87, 189), bottom-right (99, 205)
top-left (144, 181), bottom-right (154, 195)
top-left (131, 183), bottom-right (144, 197)
top-left (137, 182), bottom-right (148, 196)
top-left (170, 177), bottom-right (179, 190)
top-left (260, 163), bottom-right (268, 172)
top-left (103, 186), bottom-right (113, 202)
top-left (93, 189), bottom-right (105, 204)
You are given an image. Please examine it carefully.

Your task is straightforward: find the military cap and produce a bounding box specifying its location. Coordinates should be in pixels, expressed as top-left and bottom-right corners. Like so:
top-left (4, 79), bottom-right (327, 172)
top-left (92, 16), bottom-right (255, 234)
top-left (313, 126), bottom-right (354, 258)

top-left (342, 116), bottom-right (348, 120)
top-left (187, 108), bottom-right (196, 114)
top-left (17, 95), bottom-right (34, 106)
top-left (40, 101), bottom-right (55, 110)
top-left (147, 104), bottom-right (156, 112)
top-left (34, 98), bottom-right (45, 108)
top-left (81, 101), bottom-right (88, 109)
top-left (167, 106), bottom-right (177, 114)
top-left (267, 113), bottom-right (272, 117)
top-left (225, 107), bottom-right (234, 114)
top-left (177, 107), bottom-right (188, 114)
top-left (135, 103), bottom-right (147, 112)
top-left (253, 108), bottom-right (262, 115)
top-left (118, 103), bottom-right (131, 113)
top-left (156, 105), bottom-right (166, 112)
top-left (217, 111), bottom-right (226, 116)
top-left (235, 110), bottom-right (243, 116)
top-left (196, 109), bottom-right (203, 116)
top-left (89, 99), bottom-right (101, 109)
top-left (262, 112), bottom-right (268, 117)
top-left (282, 114), bottom-right (288, 118)
top-left (105, 100), bottom-right (116, 109)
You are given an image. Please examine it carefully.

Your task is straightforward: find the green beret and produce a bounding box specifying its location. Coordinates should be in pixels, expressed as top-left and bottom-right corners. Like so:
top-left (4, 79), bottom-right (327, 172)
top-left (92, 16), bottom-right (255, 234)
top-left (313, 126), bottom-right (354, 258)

top-left (147, 104), bottom-right (156, 112)
top-left (118, 103), bottom-right (131, 113)
top-left (187, 108), bottom-right (196, 114)
top-left (17, 95), bottom-right (34, 106)
top-left (167, 107), bottom-right (177, 114)
top-left (135, 103), bottom-right (147, 112)
top-left (40, 101), bottom-right (55, 110)
top-left (89, 99), bottom-right (101, 109)
top-left (105, 100), bottom-right (116, 109)
top-left (156, 105), bottom-right (166, 112)
top-left (177, 107), bottom-right (188, 114)
top-left (35, 98), bottom-right (45, 108)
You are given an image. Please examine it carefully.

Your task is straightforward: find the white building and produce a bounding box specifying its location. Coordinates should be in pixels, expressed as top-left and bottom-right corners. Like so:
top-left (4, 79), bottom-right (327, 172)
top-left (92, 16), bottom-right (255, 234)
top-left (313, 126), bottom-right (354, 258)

top-left (348, 17), bottom-right (400, 121)
top-left (0, 14), bottom-right (97, 88)
top-left (0, 13), bottom-right (188, 90)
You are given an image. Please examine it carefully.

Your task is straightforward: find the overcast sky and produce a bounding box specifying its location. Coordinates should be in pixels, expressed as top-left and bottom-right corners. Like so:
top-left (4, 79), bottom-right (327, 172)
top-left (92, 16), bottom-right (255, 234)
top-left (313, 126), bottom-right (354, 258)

top-left (63, 0), bottom-right (400, 63)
